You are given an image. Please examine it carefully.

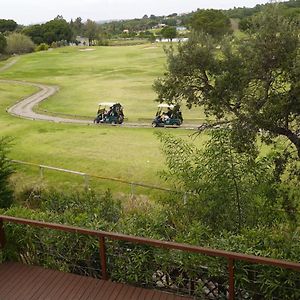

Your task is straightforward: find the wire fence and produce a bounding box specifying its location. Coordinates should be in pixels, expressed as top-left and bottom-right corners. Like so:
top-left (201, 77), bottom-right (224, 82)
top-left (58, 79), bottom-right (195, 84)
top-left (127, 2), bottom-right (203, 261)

top-left (11, 159), bottom-right (191, 202)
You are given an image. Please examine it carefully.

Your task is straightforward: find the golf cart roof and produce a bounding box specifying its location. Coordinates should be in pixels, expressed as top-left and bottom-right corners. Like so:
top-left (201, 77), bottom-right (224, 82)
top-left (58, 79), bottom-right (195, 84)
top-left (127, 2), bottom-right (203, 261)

top-left (157, 103), bottom-right (174, 109)
top-left (98, 102), bottom-right (117, 107)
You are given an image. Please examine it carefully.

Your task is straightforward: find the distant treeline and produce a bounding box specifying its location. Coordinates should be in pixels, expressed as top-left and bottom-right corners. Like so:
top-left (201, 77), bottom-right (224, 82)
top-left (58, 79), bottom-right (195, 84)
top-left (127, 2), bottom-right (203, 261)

top-left (0, 0), bottom-right (299, 53)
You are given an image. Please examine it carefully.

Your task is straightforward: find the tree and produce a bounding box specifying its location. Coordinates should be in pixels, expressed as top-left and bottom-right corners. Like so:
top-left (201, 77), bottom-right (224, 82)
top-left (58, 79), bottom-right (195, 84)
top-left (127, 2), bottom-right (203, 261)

top-left (5, 33), bottom-right (35, 54)
top-left (0, 19), bottom-right (18, 33)
top-left (0, 137), bottom-right (14, 209)
top-left (83, 19), bottom-right (98, 46)
top-left (43, 17), bottom-right (72, 44)
top-left (190, 9), bottom-right (232, 38)
top-left (0, 33), bottom-right (7, 54)
top-left (22, 24), bottom-right (44, 45)
top-left (156, 130), bottom-right (279, 232)
top-left (154, 6), bottom-right (300, 159)
top-left (71, 17), bottom-right (84, 36)
top-left (160, 26), bottom-right (177, 41)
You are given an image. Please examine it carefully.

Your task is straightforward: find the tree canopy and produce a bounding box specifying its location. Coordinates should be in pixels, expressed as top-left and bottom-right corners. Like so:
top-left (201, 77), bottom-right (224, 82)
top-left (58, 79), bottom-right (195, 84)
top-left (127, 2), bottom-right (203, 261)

top-left (23, 16), bottom-right (72, 45)
top-left (189, 9), bottom-right (232, 38)
top-left (154, 6), bottom-right (300, 159)
top-left (160, 26), bottom-right (177, 41)
top-left (0, 19), bottom-right (18, 33)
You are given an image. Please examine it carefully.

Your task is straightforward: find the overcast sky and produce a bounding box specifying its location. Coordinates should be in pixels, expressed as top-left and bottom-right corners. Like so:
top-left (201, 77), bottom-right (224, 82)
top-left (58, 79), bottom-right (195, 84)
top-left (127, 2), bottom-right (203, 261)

top-left (2, 0), bottom-right (271, 25)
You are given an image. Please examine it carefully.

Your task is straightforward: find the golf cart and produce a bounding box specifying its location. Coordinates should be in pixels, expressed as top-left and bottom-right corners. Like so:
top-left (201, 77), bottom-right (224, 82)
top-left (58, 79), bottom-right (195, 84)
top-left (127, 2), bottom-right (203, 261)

top-left (94, 102), bottom-right (124, 124)
top-left (152, 103), bottom-right (183, 127)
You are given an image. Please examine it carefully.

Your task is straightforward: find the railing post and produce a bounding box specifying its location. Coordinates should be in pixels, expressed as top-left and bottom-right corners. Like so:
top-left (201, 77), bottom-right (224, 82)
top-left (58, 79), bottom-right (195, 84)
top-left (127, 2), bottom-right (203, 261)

top-left (228, 258), bottom-right (235, 300)
top-left (0, 219), bottom-right (6, 249)
top-left (99, 236), bottom-right (108, 280)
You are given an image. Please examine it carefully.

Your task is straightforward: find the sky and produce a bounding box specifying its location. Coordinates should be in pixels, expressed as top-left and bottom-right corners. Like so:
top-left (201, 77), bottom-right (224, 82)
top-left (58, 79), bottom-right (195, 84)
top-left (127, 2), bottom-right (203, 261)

top-left (1, 0), bottom-right (271, 25)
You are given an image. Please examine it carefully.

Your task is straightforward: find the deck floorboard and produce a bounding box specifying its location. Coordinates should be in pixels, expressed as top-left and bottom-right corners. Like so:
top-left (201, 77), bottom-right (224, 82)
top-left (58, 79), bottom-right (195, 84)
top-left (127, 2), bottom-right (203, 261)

top-left (0, 262), bottom-right (192, 299)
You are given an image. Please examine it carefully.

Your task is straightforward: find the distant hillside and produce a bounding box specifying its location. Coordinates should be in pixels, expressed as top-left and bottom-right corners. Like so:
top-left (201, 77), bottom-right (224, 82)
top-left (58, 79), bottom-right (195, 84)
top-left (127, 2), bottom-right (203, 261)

top-left (97, 0), bottom-right (300, 34)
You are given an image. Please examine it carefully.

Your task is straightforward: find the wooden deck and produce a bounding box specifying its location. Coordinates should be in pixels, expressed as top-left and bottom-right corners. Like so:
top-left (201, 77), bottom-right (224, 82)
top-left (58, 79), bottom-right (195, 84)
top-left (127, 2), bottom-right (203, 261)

top-left (0, 262), bottom-right (192, 300)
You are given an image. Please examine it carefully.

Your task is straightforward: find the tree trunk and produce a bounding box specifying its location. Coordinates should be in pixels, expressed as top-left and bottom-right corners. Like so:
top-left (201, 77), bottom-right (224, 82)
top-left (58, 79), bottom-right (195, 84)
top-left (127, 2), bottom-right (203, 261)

top-left (274, 127), bottom-right (300, 159)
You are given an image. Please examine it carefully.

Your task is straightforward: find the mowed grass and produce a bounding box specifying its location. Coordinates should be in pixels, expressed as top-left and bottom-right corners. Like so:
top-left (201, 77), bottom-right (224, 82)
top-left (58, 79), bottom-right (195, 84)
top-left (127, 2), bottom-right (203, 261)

top-left (0, 82), bottom-right (207, 193)
top-left (0, 45), bottom-right (206, 122)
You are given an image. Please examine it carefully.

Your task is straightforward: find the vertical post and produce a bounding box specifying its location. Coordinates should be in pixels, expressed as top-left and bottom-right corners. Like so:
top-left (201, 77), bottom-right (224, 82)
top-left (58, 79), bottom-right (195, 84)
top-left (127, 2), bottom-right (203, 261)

top-left (99, 236), bottom-right (108, 280)
top-left (84, 174), bottom-right (89, 190)
top-left (0, 219), bottom-right (6, 249)
top-left (228, 258), bottom-right (235, 300)
top-left (130, 183), bottom-right (135, 198)
top-left (183, 192), bottom-right (188, 204)
top-left (39, 166), bottom-right (44, 180)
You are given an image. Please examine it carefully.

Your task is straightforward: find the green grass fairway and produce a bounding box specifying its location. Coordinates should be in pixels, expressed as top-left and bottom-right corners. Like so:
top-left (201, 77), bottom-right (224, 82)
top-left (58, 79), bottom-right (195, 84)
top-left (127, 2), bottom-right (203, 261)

top-left (0, 45), bottom-right (205, 122)
top-left (0, 81), bottom-right (207, 194)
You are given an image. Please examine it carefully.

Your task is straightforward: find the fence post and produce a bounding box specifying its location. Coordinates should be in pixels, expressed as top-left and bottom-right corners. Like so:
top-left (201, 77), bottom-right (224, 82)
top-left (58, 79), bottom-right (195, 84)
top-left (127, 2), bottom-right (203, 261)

top-left (0, 219), bottom-right (6, 249)
top-left (228, 258), bottom-right (235, 300)
top-left (84, 174), bottom-right (89, 190)
top-left (130, 183), bottom-right (135, 198)
top-left (99, 236), bottom-right (108, 280)
top-left (39, 166), bottom-right (44, 180)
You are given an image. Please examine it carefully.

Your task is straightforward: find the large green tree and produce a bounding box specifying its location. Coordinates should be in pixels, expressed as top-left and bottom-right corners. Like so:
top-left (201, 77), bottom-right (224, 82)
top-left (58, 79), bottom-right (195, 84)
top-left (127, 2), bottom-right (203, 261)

top-left (154, 6), bottom-right (300, 159)
top-left (83, 19), bottom-right (99, 46)
top-left (22, 24), bottom-right (44, 44)
top-left (43, 17), bottom-right (72, 44)
top-left (0, 19), bottom-right (18, 33)
top-left (190, 9), bottom-right (232, 38)
top-left (160, 26), bottom-right (177, 41)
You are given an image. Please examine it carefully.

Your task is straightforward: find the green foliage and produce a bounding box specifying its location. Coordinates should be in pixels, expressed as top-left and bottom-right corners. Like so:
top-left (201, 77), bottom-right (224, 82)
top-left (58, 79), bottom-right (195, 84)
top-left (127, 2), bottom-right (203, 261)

top-left (0, 33), bottom-right (7, 54)
top-left (160, 26), bottom-right (177, 41)
top-left (154, 5), bottom-right (300, 159)
top-left (35, 43), bottom-right (49, 52)
top-left (190, 9), bottom-right (232, 38)
top-left (156, 130), bottom-right (281, 232)
top-left (23, 17), bottom-right (72, 45)
top-left (83, 19), bottom-right (99, 46)
top-left (0, 19), bottom-right (18, 33)
top-left (5, 33), bottom-right (35, 54)
top-left (0, 137), bottom-right (14, 209)
top-left (22, 24), bottom-right (45, 45)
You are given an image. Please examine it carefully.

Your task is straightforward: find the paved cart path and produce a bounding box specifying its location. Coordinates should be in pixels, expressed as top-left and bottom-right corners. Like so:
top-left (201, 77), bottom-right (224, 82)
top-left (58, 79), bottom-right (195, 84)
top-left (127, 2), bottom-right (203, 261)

top-left (0, 58), bottom-right (197, 129)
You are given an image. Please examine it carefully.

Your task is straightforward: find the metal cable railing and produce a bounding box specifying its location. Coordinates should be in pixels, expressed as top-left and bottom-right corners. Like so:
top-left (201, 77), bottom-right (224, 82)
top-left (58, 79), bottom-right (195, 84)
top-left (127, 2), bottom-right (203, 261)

top-left (1, 215), bottom-right (299, 299)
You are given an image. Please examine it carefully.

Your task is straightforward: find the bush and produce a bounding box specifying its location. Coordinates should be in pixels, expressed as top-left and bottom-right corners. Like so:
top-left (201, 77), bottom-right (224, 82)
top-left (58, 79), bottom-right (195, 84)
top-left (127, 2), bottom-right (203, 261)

top-left (0, 137), bottom-right (14, 209)
top-left (5, 33), bottom-right (35, 54)
top-left (35, 43), bottom-right (49, 52)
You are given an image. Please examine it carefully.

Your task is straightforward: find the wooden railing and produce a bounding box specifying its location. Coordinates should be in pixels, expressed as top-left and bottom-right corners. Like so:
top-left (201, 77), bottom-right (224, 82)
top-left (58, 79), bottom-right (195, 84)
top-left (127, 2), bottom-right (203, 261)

top-left (0, 215), bottom-right (299, 300)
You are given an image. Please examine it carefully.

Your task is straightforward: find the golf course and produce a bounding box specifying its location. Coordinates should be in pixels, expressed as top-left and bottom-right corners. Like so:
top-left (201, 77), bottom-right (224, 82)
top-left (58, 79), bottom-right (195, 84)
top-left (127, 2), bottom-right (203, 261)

top-left (0, 44), bottom-right (206, 193)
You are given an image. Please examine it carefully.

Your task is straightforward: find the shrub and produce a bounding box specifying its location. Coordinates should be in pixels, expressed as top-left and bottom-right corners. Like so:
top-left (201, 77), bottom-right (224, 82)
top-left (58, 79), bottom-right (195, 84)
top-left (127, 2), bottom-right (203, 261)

top-left (35, 43), bottom-right (49, 52)
top-left (0, 137), bottom-right (14, 209)
top-left (5, 33), bottom-right (35, 54)
top-left (156, 130), bottom-right (282, 233)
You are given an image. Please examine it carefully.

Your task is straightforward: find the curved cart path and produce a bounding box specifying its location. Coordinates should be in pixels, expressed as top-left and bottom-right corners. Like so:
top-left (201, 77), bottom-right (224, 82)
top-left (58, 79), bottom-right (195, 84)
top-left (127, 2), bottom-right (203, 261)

top-left (3, 79), bottom-right (92, 124)
top-left (1, 59), bottom-right (197, 129)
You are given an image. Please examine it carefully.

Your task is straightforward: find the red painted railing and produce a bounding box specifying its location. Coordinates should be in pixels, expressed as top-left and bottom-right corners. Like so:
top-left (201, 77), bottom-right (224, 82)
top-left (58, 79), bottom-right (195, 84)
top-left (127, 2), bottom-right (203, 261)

top-left (0, 215), bottom-right (299, 299)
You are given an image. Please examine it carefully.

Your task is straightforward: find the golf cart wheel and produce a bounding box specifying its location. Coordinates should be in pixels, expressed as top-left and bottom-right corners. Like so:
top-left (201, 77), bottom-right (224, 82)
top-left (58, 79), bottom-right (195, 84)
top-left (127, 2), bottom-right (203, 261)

top-left (152, 122), bottom-right (158, 128)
